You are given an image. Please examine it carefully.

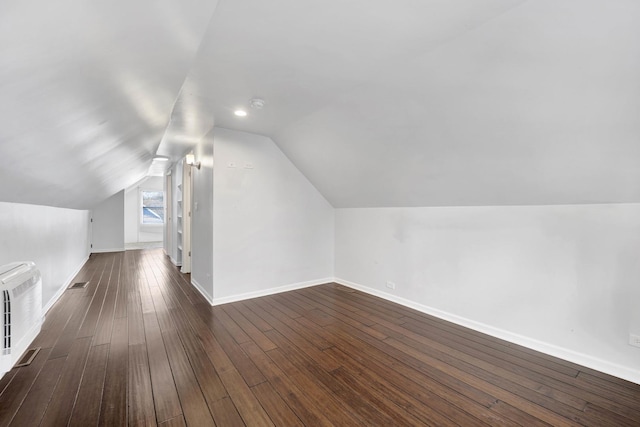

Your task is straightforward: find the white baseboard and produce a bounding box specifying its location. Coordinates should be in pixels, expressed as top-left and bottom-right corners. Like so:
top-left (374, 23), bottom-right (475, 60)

top-left (334, 277), bottom-right (640, 385)
top-left (43, 255), bottom-right (90, 315)
top-left (91, 248), bottom-right (125, 253)
top-left (191, 278), bottom-right (214, 305)
top-left (211, 277), bottom-right (334, 306)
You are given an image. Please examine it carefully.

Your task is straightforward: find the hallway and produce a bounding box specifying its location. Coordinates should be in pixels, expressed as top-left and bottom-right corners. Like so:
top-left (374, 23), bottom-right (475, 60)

top-left (0, 250), bottom-right (639, 426)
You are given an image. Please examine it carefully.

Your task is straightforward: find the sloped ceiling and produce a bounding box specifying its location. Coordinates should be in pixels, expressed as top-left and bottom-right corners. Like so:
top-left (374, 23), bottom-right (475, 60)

top-left (3, 0), bottom-right (640, 209)
top-left (0, 0), bottom-right (218, 209)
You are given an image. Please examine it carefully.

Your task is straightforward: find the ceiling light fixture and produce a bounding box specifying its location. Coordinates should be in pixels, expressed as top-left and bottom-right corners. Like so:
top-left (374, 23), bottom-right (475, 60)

top-left (234, 110), bottom-right (247, 117)
top-left (153, 156), bottom-right (169, 162)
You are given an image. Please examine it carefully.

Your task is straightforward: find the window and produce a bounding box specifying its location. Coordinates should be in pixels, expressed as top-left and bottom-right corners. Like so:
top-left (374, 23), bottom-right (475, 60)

top-left (141, 191), bottom-right (164, 224)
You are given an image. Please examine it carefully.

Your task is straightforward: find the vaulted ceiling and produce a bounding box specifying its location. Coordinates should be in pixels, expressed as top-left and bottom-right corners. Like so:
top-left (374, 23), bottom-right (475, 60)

top-left (2, 0), bottom-right (639, 209)
top-left (0, 0), bottom-right (219, 209)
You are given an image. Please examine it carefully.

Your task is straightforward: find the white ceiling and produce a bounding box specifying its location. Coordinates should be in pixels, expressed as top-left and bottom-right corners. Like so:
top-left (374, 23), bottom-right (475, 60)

top-left (3, 0), bottom-right (640, 209)
top-left (0, 0), bottom-right (218, 208)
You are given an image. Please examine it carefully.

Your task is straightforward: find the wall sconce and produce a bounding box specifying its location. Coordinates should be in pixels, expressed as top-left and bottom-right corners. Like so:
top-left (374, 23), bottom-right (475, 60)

top-left (185, 153), bottom-right (201, 170)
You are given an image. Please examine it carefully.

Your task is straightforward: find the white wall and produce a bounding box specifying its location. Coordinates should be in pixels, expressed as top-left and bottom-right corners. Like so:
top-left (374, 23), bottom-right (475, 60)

top-left (124, 188), bottom-right (138, 243)
top-left (91, 190), bottom-right (125, 252)
top-left (191, 132), bottom-right (214, 301)
top-left (335, 204), bottom-right (640, 383)
top-left (0, 202), bottom-right (90, 311)
top-left (125, 176), bottom-right (164, 244)
top-left (163, 174), bottom-right (171, 258)
top-left (212, 127), bottom-right (334, 303)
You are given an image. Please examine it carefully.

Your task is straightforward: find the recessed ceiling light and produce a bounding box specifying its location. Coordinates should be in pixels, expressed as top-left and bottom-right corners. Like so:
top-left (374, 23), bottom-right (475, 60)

top-left (153, 156), bottom-right (169, 162)
top-left (234, 110), bottom-right (247, 117)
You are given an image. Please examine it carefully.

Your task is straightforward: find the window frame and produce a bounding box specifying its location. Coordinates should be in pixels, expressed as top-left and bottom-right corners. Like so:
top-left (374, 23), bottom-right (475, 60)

top-left (139, 189), bottom-right (165, 227)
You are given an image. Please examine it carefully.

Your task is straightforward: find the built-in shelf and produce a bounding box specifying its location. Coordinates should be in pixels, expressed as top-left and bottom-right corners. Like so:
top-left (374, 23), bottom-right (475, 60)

top-left (174, 159), bottom-right (192, 274)
top-left (176, 164), bottom-right (185, 269)
top-left (176, 176), bottom-right (182, 260)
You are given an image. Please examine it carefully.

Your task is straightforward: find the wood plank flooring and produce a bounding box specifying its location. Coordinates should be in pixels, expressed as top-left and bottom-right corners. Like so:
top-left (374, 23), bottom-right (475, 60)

top-left (1, 249), bottom-right (639, 426)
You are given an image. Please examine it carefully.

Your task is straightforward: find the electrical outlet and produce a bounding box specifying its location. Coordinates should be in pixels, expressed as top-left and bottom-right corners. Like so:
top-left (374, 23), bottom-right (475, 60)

top-left (386, 281), bottom-right (396, 290)
top-left (630, 334), bottom-right (640, 348)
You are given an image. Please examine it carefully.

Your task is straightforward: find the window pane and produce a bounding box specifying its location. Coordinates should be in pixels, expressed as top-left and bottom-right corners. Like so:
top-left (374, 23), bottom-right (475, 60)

top-left (142, 191), bottom-right (164, 224)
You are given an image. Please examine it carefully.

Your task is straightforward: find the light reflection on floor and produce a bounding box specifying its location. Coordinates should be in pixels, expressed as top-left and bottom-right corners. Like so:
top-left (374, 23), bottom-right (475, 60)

top-left (125, 241), bottom-right (163, 250)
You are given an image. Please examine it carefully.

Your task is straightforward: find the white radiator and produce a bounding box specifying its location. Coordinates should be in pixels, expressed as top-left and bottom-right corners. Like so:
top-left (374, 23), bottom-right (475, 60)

top-left (0, 262), bottom-right (42, 377)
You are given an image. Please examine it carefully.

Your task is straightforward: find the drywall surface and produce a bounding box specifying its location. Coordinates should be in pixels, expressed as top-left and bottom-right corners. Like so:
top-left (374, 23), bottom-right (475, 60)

top-left (335, 204), bottom-right (640, 382)
top-left (191, 132), bottom-right (214, 302)
top-left (0, 202), bottom-right (90, 311)
top-left (125, 176), bottom-right (164, 244)
top-left (91, 190), bottom-right (125, 252)
top-left (212, 127), bottom-right (334, 301)
top-left (125, 182), bottom-right (141, 243)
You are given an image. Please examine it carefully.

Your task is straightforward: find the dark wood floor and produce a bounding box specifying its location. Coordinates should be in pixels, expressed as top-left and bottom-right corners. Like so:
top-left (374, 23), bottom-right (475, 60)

top-left (1, 250), bottom-right (639, 426)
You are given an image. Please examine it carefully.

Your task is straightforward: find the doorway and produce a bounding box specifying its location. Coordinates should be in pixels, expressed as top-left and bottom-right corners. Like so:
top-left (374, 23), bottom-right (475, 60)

top-left (124, 177), bottom-right (165, 250)
top-left (180, 158), bottom-right (193, 273)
